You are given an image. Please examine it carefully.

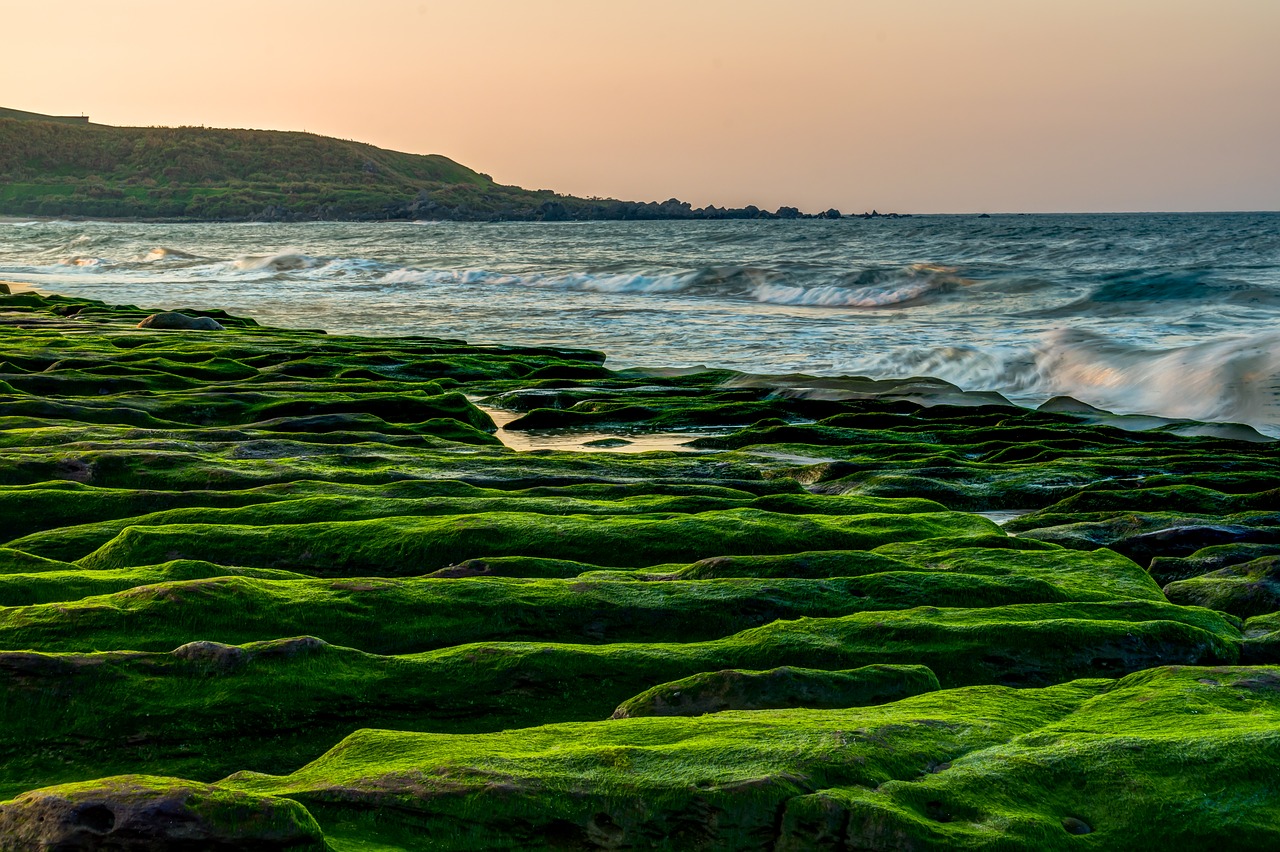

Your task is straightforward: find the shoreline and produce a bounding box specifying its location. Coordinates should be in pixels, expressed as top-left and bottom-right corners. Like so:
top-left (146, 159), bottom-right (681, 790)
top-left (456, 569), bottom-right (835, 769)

top-left (4, 277), bottom-right (1272, 444)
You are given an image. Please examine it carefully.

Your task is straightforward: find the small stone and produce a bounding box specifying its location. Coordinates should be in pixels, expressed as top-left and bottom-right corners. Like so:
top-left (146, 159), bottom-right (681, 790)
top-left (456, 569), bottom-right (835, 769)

top-left (1062, 816), bottom-right (1093, 835)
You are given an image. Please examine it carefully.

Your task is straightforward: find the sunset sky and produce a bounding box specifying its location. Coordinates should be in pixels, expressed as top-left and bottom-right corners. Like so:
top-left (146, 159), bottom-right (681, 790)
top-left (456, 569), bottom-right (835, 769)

top-left (4, 0), bottom-right (1278, 213)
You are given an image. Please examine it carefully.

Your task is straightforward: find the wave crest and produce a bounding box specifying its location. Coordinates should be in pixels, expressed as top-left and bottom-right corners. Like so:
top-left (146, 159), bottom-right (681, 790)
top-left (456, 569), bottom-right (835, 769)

top-left (754, 264), bottom-right (963, 307)
top-left (858, 329), bottom-right (1280, 434)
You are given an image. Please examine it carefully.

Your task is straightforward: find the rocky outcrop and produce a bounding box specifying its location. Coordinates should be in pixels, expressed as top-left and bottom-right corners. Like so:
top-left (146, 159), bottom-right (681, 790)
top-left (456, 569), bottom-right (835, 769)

top-left (0, 775), bottom-right (325, 851)
top-left (136, 312), bottom-right (225, 331)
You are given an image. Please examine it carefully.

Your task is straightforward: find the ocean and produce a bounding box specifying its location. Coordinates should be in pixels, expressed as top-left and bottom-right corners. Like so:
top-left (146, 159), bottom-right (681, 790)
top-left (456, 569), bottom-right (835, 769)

top-left (2, 212), bottom-right (1278, 435)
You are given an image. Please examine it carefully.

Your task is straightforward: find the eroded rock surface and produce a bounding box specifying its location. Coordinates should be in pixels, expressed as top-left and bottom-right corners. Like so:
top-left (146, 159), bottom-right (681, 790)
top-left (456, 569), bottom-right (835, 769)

top-left (0, 288), bottom-right (1277, 848)
top-left (0, 775), bottom-right (324, 851)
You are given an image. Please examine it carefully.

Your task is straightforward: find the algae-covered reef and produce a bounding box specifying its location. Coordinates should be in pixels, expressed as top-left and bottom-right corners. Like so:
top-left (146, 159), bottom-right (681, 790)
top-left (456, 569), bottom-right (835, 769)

top-left (0, 287), bottom-right (1278, 850)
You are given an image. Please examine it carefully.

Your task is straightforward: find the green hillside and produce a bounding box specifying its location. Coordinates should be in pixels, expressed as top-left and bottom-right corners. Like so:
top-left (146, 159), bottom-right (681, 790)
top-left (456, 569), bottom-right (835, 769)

top-left (0, 112), bottom-right (833, 221)
top-left (0, 117), bottom-right (578, 220)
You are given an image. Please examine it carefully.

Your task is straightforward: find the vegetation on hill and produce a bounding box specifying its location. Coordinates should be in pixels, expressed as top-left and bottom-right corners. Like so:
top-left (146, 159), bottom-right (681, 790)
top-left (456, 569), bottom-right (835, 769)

top-left (0, 116), bottom-right (839, 221)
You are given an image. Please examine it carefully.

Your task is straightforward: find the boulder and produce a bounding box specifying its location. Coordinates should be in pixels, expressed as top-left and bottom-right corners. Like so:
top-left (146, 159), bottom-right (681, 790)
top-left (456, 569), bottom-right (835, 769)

top-left (136, 312), bottom-right (225, 331)
top-left (0, 775), bottom-right (326, 851)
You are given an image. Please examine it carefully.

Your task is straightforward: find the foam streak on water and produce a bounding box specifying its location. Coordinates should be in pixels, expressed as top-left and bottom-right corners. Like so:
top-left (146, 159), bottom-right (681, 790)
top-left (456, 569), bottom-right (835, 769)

top-left (1, 214), bottom-right (1278, 433)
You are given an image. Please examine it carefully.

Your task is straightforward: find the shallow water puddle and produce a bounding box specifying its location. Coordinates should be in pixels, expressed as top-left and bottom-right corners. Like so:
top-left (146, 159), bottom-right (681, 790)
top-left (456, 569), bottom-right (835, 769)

top-left (475, 403), bottom-right (718, 454)
top-left (978, 510), bottom-right (1033, 526)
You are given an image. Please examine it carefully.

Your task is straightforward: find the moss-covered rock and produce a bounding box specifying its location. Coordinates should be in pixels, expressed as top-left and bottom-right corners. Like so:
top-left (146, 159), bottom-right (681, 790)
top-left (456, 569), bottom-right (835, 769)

top-left (1, 290), bottom-right (1276, 848)
top-left (208, 667), bottom-right (1280, 851)
top-left (611, 664), bottom-right (940, 718)
top-left (1163, 556), bottom-right (1280, 619)
top-left (0, 774), bottom-right (325, 851)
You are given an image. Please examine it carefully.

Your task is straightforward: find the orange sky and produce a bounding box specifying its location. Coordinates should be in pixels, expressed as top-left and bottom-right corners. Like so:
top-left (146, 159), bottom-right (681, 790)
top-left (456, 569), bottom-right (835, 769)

top-left (4, 0), bottom-right (1278, 212)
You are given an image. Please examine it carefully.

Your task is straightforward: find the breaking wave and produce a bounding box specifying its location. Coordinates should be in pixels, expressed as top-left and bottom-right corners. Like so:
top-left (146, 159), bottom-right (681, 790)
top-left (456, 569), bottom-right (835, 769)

top-left (861, 329), bottom-right (1280, 434)
top-left (232, 251), bottom-right (325, 273)
top-left (138, 247), bottom-right (203, 262)
top-left (59, 256), bottom-right (110, 268)
top-left (754, 264), bottom-right (964, 307)
top-left (375, 262), bottom-right (963, 306)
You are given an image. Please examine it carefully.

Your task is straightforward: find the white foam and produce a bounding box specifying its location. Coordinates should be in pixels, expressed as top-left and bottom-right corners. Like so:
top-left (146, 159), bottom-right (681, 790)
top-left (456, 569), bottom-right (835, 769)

top-left (139, 247), bottom-right (201, 262)
top-left (232, 251), bottom-right (322, 272)
top-left (859, 329), bottom-right (1280, 434)
top-left (375, 267), bottom-right (698, 294)
top-left (754, 264), bottom-right (961, 307)
top-left (1031, 328), bottom-right (1280, 430)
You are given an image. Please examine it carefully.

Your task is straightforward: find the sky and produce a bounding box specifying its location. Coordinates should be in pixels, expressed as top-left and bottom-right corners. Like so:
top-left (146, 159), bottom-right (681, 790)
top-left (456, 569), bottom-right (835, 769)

top-left (3, 0), bottom-right (1278, 213)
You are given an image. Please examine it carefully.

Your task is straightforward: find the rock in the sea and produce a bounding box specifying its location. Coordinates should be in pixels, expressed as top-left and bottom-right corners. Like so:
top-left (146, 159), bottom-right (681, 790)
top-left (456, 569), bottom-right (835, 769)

top-left (0, 775), bottom-right (326, 851)
top-left (611, 664), bottom-right (939, 718)
top-left (136, 311), bottom-right (225, 331)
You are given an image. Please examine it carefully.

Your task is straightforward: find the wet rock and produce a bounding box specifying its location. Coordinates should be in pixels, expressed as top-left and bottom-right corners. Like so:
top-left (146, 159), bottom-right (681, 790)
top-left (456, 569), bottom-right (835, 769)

top-left (0, 775), bottom-right (326, 851)
top-left (251, 635), bottom-right (330, 658)
top-left (1114, 525), bottom-right (1280, 566)
top-left (1164, 556), bottom-right (1280, 619)
top-left (136, 312), bottom-right (225, 331)
top-left (1062, 816), bottom-right (1093, 834)
top-left (171, 640), bottom-right (248, 670)
top-left (1151, 542), bottom-right (1280, 584)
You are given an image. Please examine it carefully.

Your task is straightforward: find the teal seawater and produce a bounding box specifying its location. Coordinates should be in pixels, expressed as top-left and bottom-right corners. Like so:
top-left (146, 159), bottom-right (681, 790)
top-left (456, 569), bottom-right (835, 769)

top-left (2, 213), bottom-right (1277, 432)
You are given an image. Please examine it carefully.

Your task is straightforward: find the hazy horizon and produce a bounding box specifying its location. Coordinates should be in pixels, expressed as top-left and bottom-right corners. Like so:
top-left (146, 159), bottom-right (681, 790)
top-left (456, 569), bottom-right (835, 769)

top-left (4, 0), bottom-right (1278, 214)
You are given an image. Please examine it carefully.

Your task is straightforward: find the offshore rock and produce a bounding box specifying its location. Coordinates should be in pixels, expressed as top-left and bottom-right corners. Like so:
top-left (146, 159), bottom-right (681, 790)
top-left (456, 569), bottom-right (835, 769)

top-left (136, 312), bottom-right (225, 331)
top-left (0, 775), bottom-right (326, 851)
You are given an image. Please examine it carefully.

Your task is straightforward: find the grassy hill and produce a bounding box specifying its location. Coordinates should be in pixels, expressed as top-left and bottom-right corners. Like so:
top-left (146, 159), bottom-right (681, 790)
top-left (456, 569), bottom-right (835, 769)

top-left (0, 117), bottom-right (571, 220)
top-left (0, 113), bottom-right (823, 221)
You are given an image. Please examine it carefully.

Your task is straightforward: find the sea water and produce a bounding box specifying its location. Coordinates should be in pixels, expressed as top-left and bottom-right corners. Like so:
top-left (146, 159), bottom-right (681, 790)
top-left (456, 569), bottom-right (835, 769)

top-left (2, 213), bottom-right (1277, 434)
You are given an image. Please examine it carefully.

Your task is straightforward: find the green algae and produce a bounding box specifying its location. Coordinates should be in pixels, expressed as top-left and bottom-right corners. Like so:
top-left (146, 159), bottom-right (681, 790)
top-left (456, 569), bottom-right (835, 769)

top-left (2, 289), bottom-right (1278, 848)
top-left (5, 491), bottom-right (946, 563)
top-left (0, 566), bottom-right (1151, 651)
top-left (0, 603), bottom-right (1241, 798)
top-left (0, 774), bottom-right (327, 850)
top-left (611, 664), bottom-right (941, 718)
top-left (1163, 555), bottom-right (1280, 619)
top-left (208, 667), bottom-right (1280, 851)
top-left (73, 509), bottom-right (999, 574)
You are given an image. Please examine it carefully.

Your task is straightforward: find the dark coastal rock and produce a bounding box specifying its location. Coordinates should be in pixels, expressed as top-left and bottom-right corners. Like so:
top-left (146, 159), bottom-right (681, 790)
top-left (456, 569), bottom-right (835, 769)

top-left (1018, 514), bottom-right (1280, 566)
top-left (0, 282), bottom-right (10, 294)
top-left (1163, 556), bottom-right (1280, 619)
top-left (171, 639), bottom-right (249, 669)
top-left (136, 311), bottom-right (225, 331)
top-left (610, 664), bottom-right (939, 718)
top-left (0, 775), bottom-right (325, 851)
top-left (1113, 525), bottom-right (1280, 566)
top-left (1151, 542), bottom-right (1280, 585)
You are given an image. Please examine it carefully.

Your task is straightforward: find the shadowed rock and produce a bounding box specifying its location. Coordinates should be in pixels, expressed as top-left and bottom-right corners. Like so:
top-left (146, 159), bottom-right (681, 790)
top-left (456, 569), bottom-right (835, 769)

top-left (1164, 556), bottom-right (1280, 619)
top-left (0, 775), bottom-right (325, 851)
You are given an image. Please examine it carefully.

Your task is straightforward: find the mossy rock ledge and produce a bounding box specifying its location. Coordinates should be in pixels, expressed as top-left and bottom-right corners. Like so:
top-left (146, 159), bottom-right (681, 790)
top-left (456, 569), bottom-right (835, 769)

top-left (1, 288), bottom-right (1278, 849)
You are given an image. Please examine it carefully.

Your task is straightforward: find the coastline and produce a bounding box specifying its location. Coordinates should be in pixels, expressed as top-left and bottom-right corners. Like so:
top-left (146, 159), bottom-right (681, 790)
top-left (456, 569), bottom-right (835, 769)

top-left (1, 287), bottom-right (1279, 847)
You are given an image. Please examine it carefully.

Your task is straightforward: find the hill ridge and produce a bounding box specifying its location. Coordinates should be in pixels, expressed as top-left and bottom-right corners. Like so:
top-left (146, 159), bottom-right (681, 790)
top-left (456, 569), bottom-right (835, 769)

top-left (0, 112), bottom-right (839, 222)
